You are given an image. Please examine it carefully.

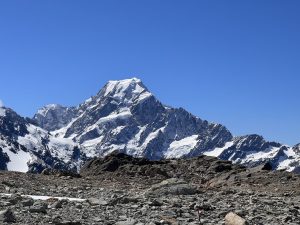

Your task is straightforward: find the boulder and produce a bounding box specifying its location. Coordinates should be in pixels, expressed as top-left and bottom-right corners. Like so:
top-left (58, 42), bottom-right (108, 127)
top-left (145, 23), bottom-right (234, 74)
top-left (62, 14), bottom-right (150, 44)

top-left (21, 198), bottom-right (34, 207)
top-left (29, 201), bottom-right (48, 214)
top-left (0, 209), bottom-right (16, 223)
top-left (146, 178), bottom-right (198, 196)
top-left (225, 212), bottom-right (248, 225)
top-left (115, 218), bottom-right (137, 225)
top-left (9, 194), bottom-right (23, 205)
top-left (87, 198), bottom-right (108, 206)
top-left (261, 162), bottom-right (273, 171)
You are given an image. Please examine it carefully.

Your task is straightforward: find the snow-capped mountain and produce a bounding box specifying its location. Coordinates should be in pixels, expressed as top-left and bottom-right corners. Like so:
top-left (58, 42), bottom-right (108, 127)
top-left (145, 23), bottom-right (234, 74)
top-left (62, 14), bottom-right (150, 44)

top-left (1, 77), bottom-right (299, 173)
top-left (35, 78), bottom-right (232, 160)
top-left (0, 107), bottom-right (83, 173)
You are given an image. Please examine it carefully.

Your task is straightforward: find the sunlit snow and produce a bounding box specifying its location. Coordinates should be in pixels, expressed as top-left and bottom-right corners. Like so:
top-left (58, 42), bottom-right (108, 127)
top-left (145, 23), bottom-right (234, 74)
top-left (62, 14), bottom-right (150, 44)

top-left (5, 150), bottom-right (32, 172)
top-left (204, 141), bottom-right (234, 157)
top-left (165, 135), bottom-right (199, 158)
top-left (0, 193), bottom-right (86, 202)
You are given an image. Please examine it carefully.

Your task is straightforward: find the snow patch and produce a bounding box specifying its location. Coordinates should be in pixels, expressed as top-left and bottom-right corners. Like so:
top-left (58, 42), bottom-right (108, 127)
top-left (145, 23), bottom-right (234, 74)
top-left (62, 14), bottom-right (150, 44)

top-left (137, 92), bottom-right (152, 103)
top-left (97, 110), bottom-right (132, 124)
top-left (204, 141), bottom-right (234, 157)
top-left (238, 146), bottom-right (281, 164)
top-left (165, 135), bottom-right (199, 158)
top-left (126, 125), bottom-right (147, 156)
top-left (142, 127), bottom-right (165, 147)
top-left (0, 193), bottom-right (86, 202)
top-left (5, 150), bottom-right (32, 172)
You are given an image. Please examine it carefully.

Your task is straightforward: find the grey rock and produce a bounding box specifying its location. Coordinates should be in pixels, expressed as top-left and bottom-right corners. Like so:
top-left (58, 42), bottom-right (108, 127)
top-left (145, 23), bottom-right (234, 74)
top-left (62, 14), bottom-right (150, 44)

top-left (87, 197), bottom-right (108, 206)
top-left (115, 218), bottom-right (137, 225)
top-left (147, 178), bottom-right (198, 196)
top-left (0, 209), bottom-right (16, 223)
top-left (29, 201), bottom-right (48, 214)
top-left (54, 221), bottom-right (82, 225)
top-left (21, 198), bottom-right (34, 207)
top-left (50, 199), bottom-right (64, 209)
top-left (9, 194), bottom-right (22, 205)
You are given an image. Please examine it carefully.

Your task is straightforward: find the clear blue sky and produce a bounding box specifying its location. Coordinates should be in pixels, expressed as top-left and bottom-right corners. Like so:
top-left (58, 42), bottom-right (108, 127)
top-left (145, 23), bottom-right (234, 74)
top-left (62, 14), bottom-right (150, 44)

top-left (0, 1), bottom-right (299, 145)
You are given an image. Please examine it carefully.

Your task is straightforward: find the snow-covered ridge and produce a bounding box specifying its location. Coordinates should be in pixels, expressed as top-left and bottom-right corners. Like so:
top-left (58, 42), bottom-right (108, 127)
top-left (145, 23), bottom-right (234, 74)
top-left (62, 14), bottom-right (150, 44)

top-left (102, 77), bottom-right (152, 104)
top-left (104, 78), bottom-right (142, 96)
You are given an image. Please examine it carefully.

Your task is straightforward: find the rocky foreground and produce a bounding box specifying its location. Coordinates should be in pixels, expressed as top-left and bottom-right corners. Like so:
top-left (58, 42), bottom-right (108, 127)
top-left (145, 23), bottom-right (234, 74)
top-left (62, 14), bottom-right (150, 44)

top-left (0, 153), bottom-right (299, 225)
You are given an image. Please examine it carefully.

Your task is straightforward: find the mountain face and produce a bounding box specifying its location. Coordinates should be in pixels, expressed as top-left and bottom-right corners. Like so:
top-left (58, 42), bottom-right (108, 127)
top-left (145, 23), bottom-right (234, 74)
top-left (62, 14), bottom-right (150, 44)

top-left (0, 78), bottom-right (299, 173)
top-left (33, 104), bottom-right (77, 131)
top-left (0, 107), bottom-right (83, 173)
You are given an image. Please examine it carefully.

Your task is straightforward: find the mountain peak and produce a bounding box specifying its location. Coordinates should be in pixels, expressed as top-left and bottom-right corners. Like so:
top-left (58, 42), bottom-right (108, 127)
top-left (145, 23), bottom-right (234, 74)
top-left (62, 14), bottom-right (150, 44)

top-left (107, 77), bottom-right (141, 84)
top-left (36, 104), bottom-right (64, 117)
top-left (101, 77), bottom-right (152, 103)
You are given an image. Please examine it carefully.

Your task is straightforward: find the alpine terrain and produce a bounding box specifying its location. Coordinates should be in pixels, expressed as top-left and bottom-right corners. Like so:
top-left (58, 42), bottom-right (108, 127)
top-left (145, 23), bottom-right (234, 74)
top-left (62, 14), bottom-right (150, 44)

top-left (0, 78), bottom-right (299, 173)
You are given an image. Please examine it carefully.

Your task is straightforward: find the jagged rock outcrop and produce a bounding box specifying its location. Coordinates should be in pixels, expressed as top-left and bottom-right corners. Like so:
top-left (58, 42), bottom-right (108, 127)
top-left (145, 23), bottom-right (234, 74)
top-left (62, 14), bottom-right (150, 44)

top-left (33, 104), bottom-right (76, 131)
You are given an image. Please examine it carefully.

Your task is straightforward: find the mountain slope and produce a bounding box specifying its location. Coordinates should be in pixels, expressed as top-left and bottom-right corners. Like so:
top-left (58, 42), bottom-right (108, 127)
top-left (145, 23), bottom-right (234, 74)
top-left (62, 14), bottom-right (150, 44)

top-left (0, 107), bottom-right (82, 173)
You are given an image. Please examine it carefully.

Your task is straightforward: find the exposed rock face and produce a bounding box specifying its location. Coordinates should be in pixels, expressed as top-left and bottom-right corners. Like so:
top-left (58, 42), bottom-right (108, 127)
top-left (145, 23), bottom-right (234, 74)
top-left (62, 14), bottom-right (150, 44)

top-left (33, 104), bottom-right (76, 131)
top-left (293, 143), bottom-right (300, 154)
top-left (0, 108), bottom-right (29, 138)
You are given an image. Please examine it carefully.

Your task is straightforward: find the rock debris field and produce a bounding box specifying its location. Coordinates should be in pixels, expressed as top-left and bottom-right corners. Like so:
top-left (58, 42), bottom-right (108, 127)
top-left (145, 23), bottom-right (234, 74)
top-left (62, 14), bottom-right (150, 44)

top-left (0, 152), bottom-right (299, 225)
